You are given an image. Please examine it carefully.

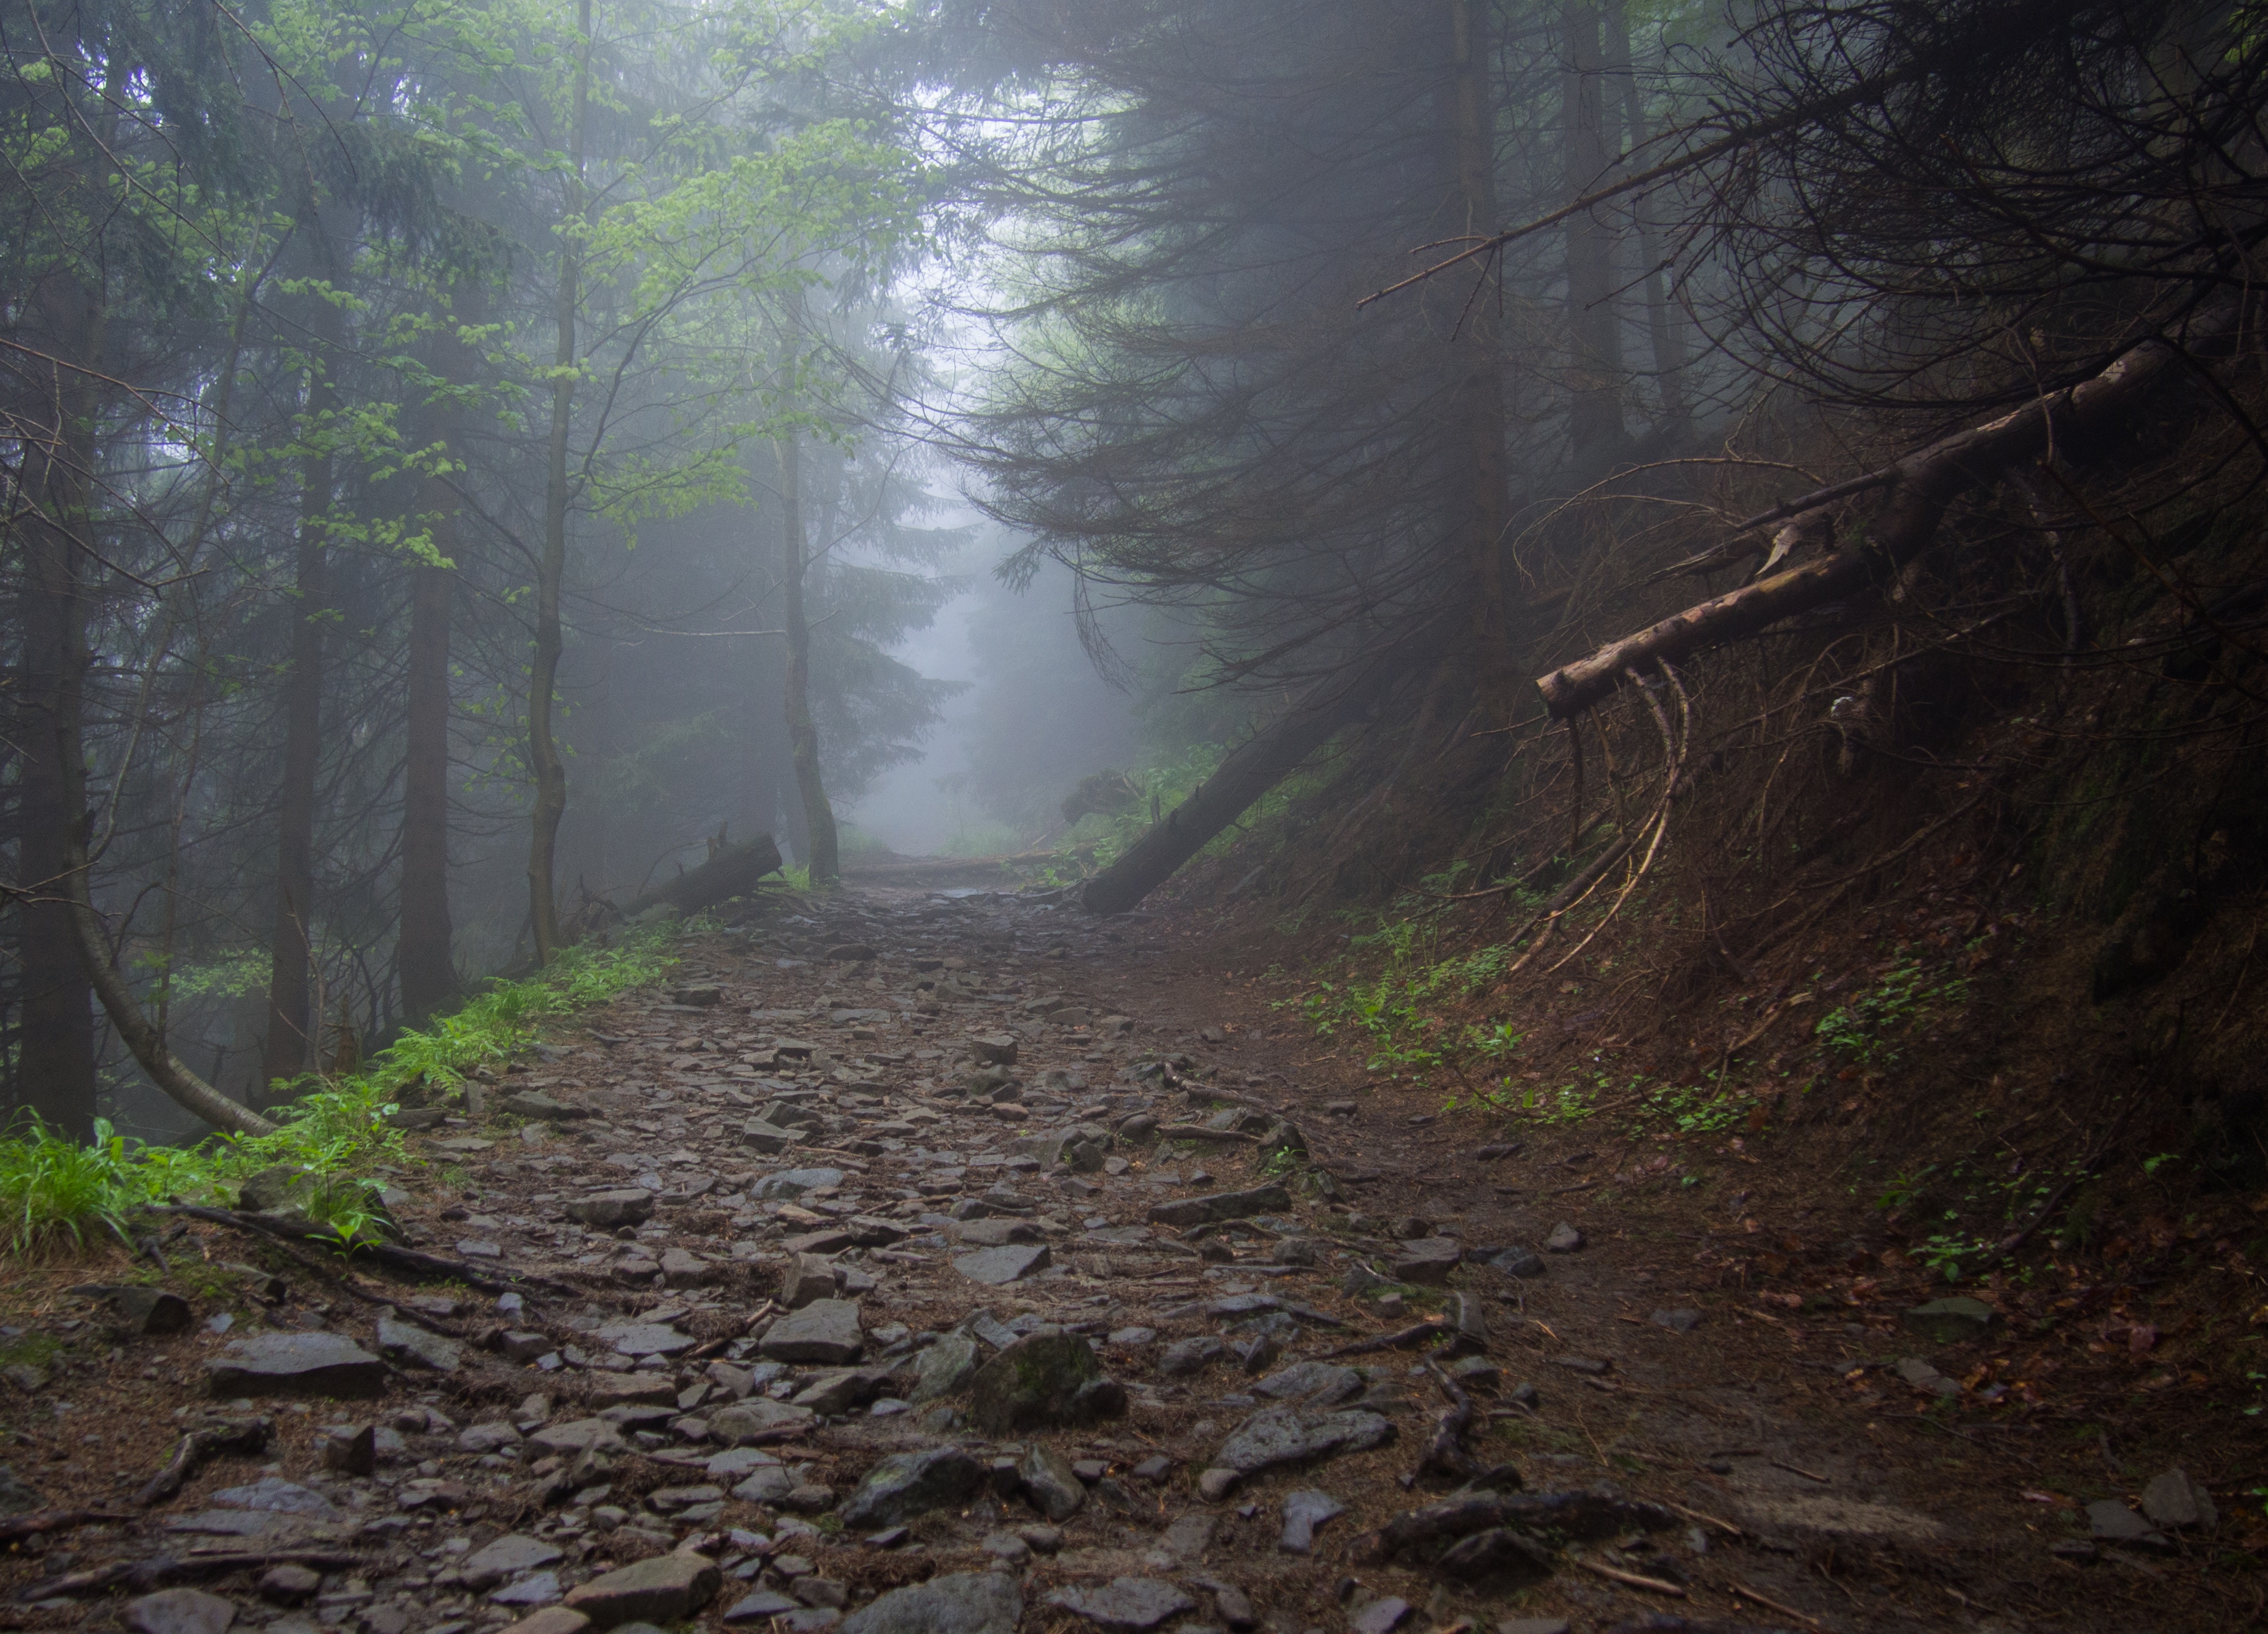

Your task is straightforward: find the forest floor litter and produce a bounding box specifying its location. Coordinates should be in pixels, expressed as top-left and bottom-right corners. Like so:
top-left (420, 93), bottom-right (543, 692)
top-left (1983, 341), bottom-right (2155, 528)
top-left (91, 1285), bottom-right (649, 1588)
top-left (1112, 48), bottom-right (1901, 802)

top-left (0, 877), bottom-right (2247, 1634)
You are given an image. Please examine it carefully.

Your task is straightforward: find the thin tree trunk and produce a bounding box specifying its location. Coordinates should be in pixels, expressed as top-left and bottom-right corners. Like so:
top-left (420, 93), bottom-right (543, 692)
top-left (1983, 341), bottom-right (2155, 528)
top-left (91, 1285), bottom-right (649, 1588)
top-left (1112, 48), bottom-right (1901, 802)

top-left (1446, 0), bottom-right (1515, 713)
top-left (11, 272), bottom-right (102, 1140)
top-left (1561, 3), bottom-right (1625, 455)
top-left (259, 219), bottom-right (347, 1094)
top-left (1604, 0), bottom-right (1688, 439)
top-left (528, 0), bottom-right (591, 966)
top-left (777, 418), bottom-right (839, 885)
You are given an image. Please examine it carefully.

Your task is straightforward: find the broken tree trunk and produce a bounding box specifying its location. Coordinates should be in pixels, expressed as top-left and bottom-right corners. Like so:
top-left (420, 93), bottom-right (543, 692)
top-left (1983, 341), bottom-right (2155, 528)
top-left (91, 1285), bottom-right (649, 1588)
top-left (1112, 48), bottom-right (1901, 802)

top-left (624, 834), bottom-right (784, 920)
top-left (1078, 647), bottom-right (1416, 916)
top-left (1536, 295), bottom-right (2251, 718)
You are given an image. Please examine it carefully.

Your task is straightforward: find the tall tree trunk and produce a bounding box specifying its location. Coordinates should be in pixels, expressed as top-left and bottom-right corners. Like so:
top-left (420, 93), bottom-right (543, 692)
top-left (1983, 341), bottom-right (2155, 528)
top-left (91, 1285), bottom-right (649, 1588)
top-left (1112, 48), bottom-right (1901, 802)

top-left (1604, 0), bottom-right (1688, 440)
top-left (1561, 3), bottom-right (1626, 455)
top-left (259, 211), bottom-right (350, 1096)
top-left (11, 272), bottom-right (103, 1140)
top-left (777, 420), bottom-right (839, 885)
top-left (1445, 0), bottom-right (1515, 713)
top-left (528, 0), bottom-right (591, 965)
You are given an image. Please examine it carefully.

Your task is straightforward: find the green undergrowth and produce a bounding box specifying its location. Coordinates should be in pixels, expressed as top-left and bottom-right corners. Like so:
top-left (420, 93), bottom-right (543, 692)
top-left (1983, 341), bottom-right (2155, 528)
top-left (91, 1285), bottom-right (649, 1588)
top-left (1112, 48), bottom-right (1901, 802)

top-left (0, 925), bottom-right (680, 1257)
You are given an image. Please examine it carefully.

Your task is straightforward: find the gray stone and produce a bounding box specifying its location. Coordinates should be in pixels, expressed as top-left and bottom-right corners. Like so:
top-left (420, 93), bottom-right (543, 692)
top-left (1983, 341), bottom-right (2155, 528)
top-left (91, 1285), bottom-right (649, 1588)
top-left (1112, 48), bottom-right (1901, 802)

top-left (710, 1399), bottom-right (817, 1442)
top-left (1896, 1355), bottom-right (1959, 1398)
top-left (781, 1253), bottom-right (839, 1309)
top-left (2141, 1468), bottom-right (2217, 1530)
top-left (1277, 1488), bottom-right (1343, 1554)
top-left (753, 1167), bottom-right (846, 1199)
top-left (970, 1035), bottom-right (1019, 1065)
top-left (109, 1286), bottom-right (193, 1335)
top-left (125, 1588), bottom-right (237, 1634)
top-left (1159, 1337), bottom-right (1223, 1377)
top-left (503, 1090), bottom-right (590, 1120)
top-left (463, 1534), bottom-right (565, 1590)
top-left (792, 1367), bottom-right (891, 1415)
top-left (908, 1334), bottom-right (982, 1402)
top-left (1107, 1327), bottom-right (1157, 1346)
top-left (839, 1447), bottom-right (987, 1527)
top-left (1435, 1527), bottom-right (1553, 1584)
top-left (567, 1189), bottom-right (655, 1227)
top-left (1488, 1247), bottom-right (1546, 1278)
top-left (1209, 1581), bottom-right (1257, 1631)
top-left (954, 1218), bottom-right (1042, 1247)
top-left (732, 1467), bottom-right (798, 1504)
top-left (839, 1572), bottom-right (1021, 1634)
top-left (968, 1333), bottom-right (1124, 1433)
top-left (205, 1333), bottom-right (383, 1399)
top-left (1045, 1578), bottom-right (1196, 1633)
top-left (1255, 1362), bottom-right (1362, 1406)
top-left (741, 1120), bottom-right (807, 1154)
top-left (761, 1300), bottom-right (864, 1365)
top-left (1391, 1237), bottom-right (1461, 1285)
top-left (210, 1476), bottom-right (338, 1518)
top-left (529, 1417), bottom-right (625, 1455)
top-left (257, 1563), bottom-right (320, 1604)
top-left (597, 1321), bottom-right (695, 1358)
top-left (1543, 1222), bottom-right (1584, 1254)
top-left (493, 1572), bottom-right (564, 1606)
top-left (1146, 1184), bottom-right (1291, 1229)
top-left (376, 1312), bottom-right (461, 1372)
top-left (1649, 1308), bottom-right (1701, 1333)
top-left (0, 1465), bottom-right (43, 1516)
top-left (564, 1551), bottom-right (722, 1625)
top-left (2086, 1499), bottom-right (2171, 1551)
top-left (1017, 1443), bottom-right (1087, 1522)
top-left (727, 1590), bottom-right (804, 1623)
top-left (1494, 1622), bottom-right (1571, 1634)
top-left (1204, 1407), bottom-right (1394, 1493)
top-left (953, 1244), bottom-right (1051, 1285)
top-left (1348, 1599), bottom-right (1409, 1634)
top-left (1902, 1296), bottom-right (1998, 1344)
top-left (661, 1247), bottom-right (720, 1288)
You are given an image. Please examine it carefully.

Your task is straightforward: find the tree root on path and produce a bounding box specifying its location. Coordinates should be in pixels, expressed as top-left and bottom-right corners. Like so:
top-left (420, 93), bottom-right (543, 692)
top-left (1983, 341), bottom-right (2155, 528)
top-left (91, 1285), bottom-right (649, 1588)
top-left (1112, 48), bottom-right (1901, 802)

top-left (0, 1508), bottom-right (133, 1544)
top-left (1321, 1319), bottom-right (1451, 1358)
top-left (19, 1548), bottom-right (360, 1601)
top-left (159, 1204), bottom-right (584, 1298)
top-left (137, 1416), bottom-right (272, 1507)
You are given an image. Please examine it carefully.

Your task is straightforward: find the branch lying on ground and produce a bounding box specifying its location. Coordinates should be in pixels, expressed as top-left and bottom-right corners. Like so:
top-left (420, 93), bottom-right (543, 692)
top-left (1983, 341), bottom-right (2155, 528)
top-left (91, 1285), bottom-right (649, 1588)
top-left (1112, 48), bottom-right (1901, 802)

top-left (138, 1418), bottom-right (271, 1507)
top-left (160, 1205), bottom-right (584, 1297)
top-left (0, 1508), bottom-right (132, 1543)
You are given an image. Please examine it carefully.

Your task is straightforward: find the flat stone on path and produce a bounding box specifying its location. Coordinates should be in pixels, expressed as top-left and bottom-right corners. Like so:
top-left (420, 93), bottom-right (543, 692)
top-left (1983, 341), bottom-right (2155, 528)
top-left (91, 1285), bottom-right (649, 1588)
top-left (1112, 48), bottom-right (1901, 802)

top-left (126, 1588), bottom-right (237, 1634)
top-left (492, 1573), bottom-right (564, 1606)
top-left (2141, 1468), bottom-right (2217, 1530)
top-left (1543, 1222), bottom-right (1584, 1253)
top-left (564, 1551), bottom-right (722, 1626)
top-left (205, 1333), bottom-right (383, 1399)
top-left (1902, 1296), bottom-right (1998, 1344)
top-left (761, 1299), bottom-right (864, 1365)
top-left (838, 1447), bottom-right (986, 1526)
top-left (376, 1312), bottom-right (461, 1371)
top-left (752, 1167), bottom-right (846, 1199)
top-left (839, 1572), bottom-right (1021, 1634)
top-left (908, 1334), bottom-right (981, 1401)
top-left (968, 1332), bottom-right (1125, 1433)
top-left (1146, 1184), bottom-right (1291, 1228)
top-left (1489, 1246), bottom-right (1546, 1278)
top-left (1202, 1407), bottom-right (1394, 1496)
top-left (501, 1610), bottom-right (591, 1634)
top-left (709, 1399), bottom-right (816, 1442)
top-left (1160, 1336), bottom-right (1223, 1377)
top-left (210, 1476), bottom-right (338, 1518)
top-left (1650, 1308), bottom-right (1701, 1333)
top-left (1278, 1488), bottom-right (1344, 1554)
top-left (1255, 1362), bottom-right (1362, 1406)
top-left (2086, 1499), bottom-right (2171, 1550)
top-left (1044, 1578), bottom-right (1196, 1633)
top-left (954, 1244), bottom-right (1050, 1285)
top-left (726, 1589), bottom-right (803, 1623)
top-left (566, 1189), bottom-right (654, 1227)
top-left (596, 1321), bottom-right (695, 1358)
top-left (462, 1534), bottom-right (565, 1589)
top-left (1390, 1237), bottom-right (1461, 1284)
top-left (1348, 1599), bottom-right (1410, 1634)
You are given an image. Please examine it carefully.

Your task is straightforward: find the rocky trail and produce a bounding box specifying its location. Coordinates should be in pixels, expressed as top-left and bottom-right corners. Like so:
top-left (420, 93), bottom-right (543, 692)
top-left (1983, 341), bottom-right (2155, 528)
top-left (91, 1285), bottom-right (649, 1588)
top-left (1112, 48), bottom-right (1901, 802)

top-left (0, 884), bottom-right (2233, 1634)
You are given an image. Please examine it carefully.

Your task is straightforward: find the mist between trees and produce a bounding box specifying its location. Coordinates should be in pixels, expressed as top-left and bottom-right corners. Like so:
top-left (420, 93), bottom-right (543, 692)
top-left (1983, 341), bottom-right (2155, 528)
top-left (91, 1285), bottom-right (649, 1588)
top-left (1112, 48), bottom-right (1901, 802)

top-left (4, 0), bottom-right (2264, 1143)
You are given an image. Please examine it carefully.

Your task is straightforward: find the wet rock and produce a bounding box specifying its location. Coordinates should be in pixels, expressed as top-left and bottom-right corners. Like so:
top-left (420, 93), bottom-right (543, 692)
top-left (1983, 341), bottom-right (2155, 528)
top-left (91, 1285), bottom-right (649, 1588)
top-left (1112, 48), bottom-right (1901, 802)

top-left (1489, 1247), bottom-right (1546, 1278)
top-left (1895, 1356), bottom-right (1959, 1399)
top-left (1146, 1184), bottom-right (1291, 1229)
top-left (105, 1286), bottom-right (193, 1335)
top-left (793, 1367), bottom-right (892, 1415)
top-left (530, 1417), bottom-right (625, 1455)
top-left (2140, 1468), bottom-right (2217, 1530)
top-left (1434, 1527), bottom-right (1553, 1584)
top-left (321, 1422), bottom-right (377, 1474)
top-left (1650, 1309), bottom-right (1701, 1333)
top-left (2087, 1498), bottom-right (2172, 1551)
top-left (1255, 1362), bottom-right (1362, 1406)
top-left (1543, 1223), bottom-right (1584, 1254)
top-left (753, 1168), bottom-right (847, 1200)
top-left (761, 1300), bottom-right (864, 1365)
top-left (1116, 1113), bottom-right (1159, 1144)
top-left (908, 1334), bottom-right (982, 1402)
top-left (741, 1120), bottom-right (806, 1155)
top-left (1902, 1296), bottom-right (1997, 1345)
top-left (376, 1312), bottom-right (461, 1372)
top-left (567, 1190), bottom-right (655, 1228)
top-left (839, 1572), bottom-right (1021, 1634)
top-left (970, 1035), bottom-right (1019, 1065)
top-left (954, 1244), bottom-right (1051, 1285)
top-left (125, 1588), bottom-right (238, 1634)
top-left (1201, 1407), bottom-right (1394, 1496)
top-left (1203, 1581), bottom-right (1256, 1631)
top-left (206, 1333), bottom-right (383, 1399)
top-left (710, 1399), bottom-right (817, 1442)
top-left (1045, 1578), bottom-right (1196, 1633)
top-left (954, 1218), bottom-right (1042, 1247)
top-left (968, 1333), bottom-right (1125, 1433)
top-left (598, 1321), bottom-right (695, 1358)
top-left (590, 1375), bottom-right (680, 1409)
top-left (211, 1476), bottom-right (338, 1517)
top-left (661, 1248), bottom-right (721, 1288)
top-left (463, 1534), bottom-right (566, 1590)
top-left (839, 1447), bottom-right (986, 1527)
top-left (1347, 1597), bottom-right (1409, 1634)
top-left (563, 1551), bottom-right (722, 1626)
top-left (258, 1563), bottom-right (321, 1604)
top-left (0, 1464), bottom-right (48, 1514)
top-left (1017, 1443), bottom-right (1087, 1522)
top-left (502, 1610), bottom-right (591, 1634)
top-left (494, 1572), bottom-right (565, 1607)
top-left (1278, 1489), bottom-right (1344, 1554)
top-left (1236, 1334), bottom-right (1281, 1374)
top-left (1159, 1337), bottom-right (1224, 1377)
top-left (727, 1590), bottom-right (803, 1623)
top-left (504, 1090), bottom-right (590, 1120)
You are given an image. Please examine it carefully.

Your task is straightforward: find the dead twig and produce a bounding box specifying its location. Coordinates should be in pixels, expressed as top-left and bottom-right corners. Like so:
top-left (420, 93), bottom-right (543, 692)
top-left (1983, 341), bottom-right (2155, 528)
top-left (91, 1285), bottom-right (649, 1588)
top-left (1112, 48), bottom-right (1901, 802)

top-left (1731, 1580), bottom-right (1830, 1629)
top-left (1320, 1320), bottom-right (1449, 1359)
top-left (1575, 1556), bottom-right (1687, 1596)
top-left (1415, 1360), bottom-right (1479, 1483)
top-left (137, 1417), bottom-right (272, 1507)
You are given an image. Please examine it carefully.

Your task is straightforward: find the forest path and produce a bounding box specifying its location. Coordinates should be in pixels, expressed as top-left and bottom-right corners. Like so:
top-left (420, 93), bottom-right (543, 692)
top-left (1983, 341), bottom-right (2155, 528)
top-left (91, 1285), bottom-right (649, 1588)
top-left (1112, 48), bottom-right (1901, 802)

top-left (2, 886), bottom-right (2215, 1634)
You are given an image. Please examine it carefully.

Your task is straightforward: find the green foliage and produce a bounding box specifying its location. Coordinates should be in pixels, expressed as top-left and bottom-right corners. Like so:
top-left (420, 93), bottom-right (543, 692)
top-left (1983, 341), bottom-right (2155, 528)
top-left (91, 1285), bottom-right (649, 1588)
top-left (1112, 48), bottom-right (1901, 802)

top-left (1813, 958), bottom-right (1971, 1067)
top-left (1284, 903), bottom-right (1522, 1085)
top-left (0, 926), bottom-right (678, 1261)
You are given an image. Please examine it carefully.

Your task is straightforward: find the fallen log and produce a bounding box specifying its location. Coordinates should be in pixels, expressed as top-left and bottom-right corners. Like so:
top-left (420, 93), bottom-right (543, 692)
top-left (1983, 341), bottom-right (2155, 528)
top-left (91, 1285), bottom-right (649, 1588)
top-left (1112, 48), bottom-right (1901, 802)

top-left (1536, 295), bottom-right (2251, 718)
top-left (159, 1205), bottom-right (584, 1297)
top-left (624, 833), bottom-right (784, 918)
